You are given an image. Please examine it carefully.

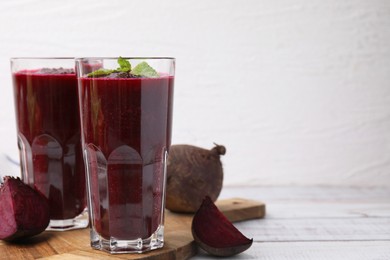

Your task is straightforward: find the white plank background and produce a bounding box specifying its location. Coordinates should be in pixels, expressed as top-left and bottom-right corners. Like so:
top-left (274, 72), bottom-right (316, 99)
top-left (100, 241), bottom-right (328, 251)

top-left (192, 186), bottom-right (390, 259)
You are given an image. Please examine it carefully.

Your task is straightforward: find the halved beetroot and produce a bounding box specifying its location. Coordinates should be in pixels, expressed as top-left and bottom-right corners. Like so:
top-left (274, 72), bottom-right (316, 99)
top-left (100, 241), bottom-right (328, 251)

top-left (0, 176), bottom-right (50, 241)
top-left (191, 196), bottom-right (253, 257)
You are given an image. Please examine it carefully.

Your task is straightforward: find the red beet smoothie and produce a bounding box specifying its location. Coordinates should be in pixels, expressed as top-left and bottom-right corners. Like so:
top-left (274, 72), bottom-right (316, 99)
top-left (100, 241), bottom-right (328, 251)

top-left (13, 70), bottom-right (86, 220)
top-left (80, 76), bottom-right (174, 240)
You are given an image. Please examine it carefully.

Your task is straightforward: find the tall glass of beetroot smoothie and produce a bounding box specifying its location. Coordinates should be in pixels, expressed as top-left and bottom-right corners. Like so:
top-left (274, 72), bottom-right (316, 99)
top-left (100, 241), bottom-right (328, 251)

top-left (11, 58), bottom-right (88, 231)
top-left (76, 57), bottom-right (175, 253)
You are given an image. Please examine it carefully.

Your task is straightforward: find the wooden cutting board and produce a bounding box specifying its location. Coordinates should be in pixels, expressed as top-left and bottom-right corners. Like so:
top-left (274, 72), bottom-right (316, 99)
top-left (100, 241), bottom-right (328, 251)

top-left (0, 198), bottom-right (265, 260)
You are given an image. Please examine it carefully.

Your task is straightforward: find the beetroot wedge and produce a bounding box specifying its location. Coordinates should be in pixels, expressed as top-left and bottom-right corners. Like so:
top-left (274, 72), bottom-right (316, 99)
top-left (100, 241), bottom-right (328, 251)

top-left (0, 176), bottom-right (50, 241)
top-left (191, 196), bottom-right (253, 257)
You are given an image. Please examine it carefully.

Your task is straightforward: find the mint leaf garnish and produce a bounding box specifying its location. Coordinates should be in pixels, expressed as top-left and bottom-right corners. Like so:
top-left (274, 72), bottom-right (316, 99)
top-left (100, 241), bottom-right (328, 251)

top-left (131, 61), bottom-right (159, 78)
top-left (87, 69), bottom-right (114, 77)
top-left (87, 57), bottom-right (130, 77)
top-left (117, 56), bottom-right (131, 72)
top-left (86, 57), bottom-right (159, 78)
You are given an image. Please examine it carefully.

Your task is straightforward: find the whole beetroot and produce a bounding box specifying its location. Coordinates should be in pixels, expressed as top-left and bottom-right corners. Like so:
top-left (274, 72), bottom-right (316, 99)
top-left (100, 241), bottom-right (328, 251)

top-left (166, 144), bottom-right (226, 213)
top-left (0, 176), bottom-right (50, 241)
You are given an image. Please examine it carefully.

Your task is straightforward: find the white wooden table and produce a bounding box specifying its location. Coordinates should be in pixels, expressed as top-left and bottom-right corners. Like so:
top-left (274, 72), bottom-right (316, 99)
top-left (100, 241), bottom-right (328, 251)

top-left (192, 186), bottom-right (390, 260)
top-left (1, 157), bottom-right (389, 260)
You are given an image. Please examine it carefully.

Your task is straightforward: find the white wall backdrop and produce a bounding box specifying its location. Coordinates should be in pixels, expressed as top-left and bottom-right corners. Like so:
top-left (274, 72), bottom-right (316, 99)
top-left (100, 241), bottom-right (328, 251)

top-left (0, 0), bottom-right (389, 187)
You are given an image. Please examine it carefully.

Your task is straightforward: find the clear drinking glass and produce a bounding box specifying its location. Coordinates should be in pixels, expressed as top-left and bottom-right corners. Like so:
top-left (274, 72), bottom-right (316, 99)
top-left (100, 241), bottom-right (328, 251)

top-left (10, 58), bottom-right (88, 230)
top-left (76, 57), bottom-right (175, 253)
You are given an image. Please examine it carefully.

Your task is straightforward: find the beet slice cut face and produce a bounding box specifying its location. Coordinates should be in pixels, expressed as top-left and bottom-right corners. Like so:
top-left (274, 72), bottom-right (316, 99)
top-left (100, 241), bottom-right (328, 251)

top-left (191, 196), bottom-right (253, 257)
top-left (0, 176), bottom-right (50, 241)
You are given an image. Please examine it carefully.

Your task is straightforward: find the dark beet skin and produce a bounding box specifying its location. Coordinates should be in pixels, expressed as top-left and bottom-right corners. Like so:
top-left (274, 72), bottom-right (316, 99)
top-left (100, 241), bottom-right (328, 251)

top-left (0, 177), bottom-right (50, 241)
top-left (166, 144), bottom-right (225, 213)
top-left (192, 196), bottom-right (253, 257)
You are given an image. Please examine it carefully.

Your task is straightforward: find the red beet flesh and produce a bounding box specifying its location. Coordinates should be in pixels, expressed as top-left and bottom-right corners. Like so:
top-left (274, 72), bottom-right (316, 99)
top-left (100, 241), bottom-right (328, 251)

top-left (0, 176), bottom-right (50, 241)
top-left (191, 196), bottom-right (253, 257)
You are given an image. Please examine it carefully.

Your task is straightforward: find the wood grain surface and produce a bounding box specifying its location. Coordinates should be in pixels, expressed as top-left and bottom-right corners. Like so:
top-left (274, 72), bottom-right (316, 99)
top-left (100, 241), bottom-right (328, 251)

top-left (0, 198), bottom-right (265, 260)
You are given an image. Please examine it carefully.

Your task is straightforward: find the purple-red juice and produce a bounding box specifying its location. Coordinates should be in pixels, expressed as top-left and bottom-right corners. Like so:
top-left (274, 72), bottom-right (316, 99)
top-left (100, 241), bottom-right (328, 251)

top-left (12, 70), bottom-right (86, 220)
top-left (80, 76), bottom-right (174, 240)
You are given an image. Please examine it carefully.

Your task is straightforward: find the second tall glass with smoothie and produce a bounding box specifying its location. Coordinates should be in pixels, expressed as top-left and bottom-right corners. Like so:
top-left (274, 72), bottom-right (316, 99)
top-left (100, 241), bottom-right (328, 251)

top-left (11, 58), bottom-right (88, 230)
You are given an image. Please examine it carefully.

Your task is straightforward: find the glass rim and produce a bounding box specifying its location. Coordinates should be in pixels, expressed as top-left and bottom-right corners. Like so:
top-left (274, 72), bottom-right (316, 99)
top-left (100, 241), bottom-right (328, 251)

top-left (10, 57), bottom-right (75, 60)
top-left (75, 57), bottom-right (175, 61)
top-left (11, 57), bottom-right (175, 61)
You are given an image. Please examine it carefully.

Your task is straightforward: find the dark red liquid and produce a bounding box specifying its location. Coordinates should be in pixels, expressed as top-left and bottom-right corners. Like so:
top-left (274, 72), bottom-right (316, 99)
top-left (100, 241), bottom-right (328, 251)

top-left (13, 71), bottom-right (86, 220)
top-left (80, 76), bottom-right (174, 240)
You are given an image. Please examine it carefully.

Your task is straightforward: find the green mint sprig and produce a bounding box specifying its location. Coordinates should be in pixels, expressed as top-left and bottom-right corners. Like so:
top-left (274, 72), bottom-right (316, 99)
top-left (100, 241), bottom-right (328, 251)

top-left (117, 56), bottom-right (131, 72)
top-left (87, 68), bottom-right (114, 77)
top-left (131, 61), bottom-right (159, 78)
top-left (87, 57), bottom-right (158, 78)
